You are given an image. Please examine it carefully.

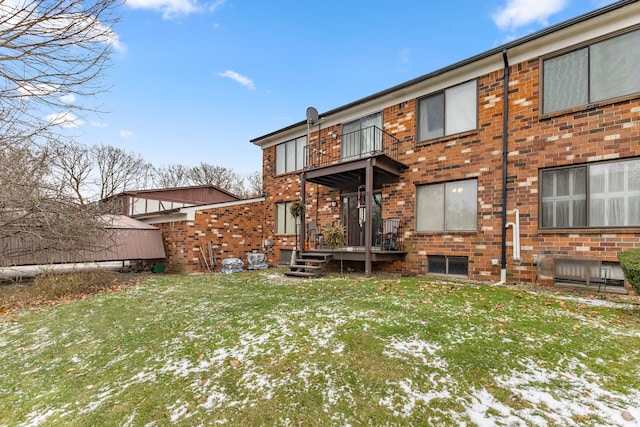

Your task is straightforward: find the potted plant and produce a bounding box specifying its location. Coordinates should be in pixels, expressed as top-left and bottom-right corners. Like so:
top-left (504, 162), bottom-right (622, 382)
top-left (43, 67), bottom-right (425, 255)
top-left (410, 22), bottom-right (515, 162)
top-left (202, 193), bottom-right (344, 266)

top-left (322, 223), bottom-right (345, 249)
top-left (323, 222), bottom-right (346, 274)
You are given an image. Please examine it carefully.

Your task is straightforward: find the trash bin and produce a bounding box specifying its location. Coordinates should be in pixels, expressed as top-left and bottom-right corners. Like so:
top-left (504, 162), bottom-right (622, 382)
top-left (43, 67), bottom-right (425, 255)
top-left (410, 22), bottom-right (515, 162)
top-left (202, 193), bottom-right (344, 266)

top-left (152, 263), bottom-right (165, 273)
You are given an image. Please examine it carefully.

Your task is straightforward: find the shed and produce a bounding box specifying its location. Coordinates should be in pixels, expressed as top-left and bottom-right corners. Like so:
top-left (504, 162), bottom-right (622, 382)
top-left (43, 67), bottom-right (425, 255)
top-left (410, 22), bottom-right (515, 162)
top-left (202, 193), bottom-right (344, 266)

top-left (0, 215), bottom-right (165, 267)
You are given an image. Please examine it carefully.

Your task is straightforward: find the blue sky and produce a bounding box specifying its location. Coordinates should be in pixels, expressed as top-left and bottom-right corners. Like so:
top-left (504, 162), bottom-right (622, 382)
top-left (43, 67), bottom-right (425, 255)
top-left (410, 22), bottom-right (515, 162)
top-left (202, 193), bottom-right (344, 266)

top-left (67, 0), bottom-right (616, 175)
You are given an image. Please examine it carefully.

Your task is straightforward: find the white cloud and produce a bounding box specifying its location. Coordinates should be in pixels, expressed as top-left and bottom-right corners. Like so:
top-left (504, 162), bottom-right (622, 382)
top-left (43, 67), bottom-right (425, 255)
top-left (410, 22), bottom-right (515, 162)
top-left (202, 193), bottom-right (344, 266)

top-left (46, 111), bottom-right (84, 128)
top-left (91, 120), bottom-right (108, 128)
top-left (492, 0), bottom-right (569, 31)
top-left (217, 70), bottom-right (256, 90)
top-left (209, 0), bottom-right (225, 13)
top-left (120, 130), bottom-right (134, 138)
top-left (17, 82), bottom-right (59, 97)
top-left (59, 94), bottom-right (75, 104)
top-left (126, 0), bottom-right (203, 19)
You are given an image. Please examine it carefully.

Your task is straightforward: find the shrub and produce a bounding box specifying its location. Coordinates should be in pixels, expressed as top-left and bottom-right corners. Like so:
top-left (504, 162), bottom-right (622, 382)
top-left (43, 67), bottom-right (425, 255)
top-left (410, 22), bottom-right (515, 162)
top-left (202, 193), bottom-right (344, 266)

top-left (1, 270), bottom-right (138, 314)
top-left (617, 248), bottom-right (640, 294)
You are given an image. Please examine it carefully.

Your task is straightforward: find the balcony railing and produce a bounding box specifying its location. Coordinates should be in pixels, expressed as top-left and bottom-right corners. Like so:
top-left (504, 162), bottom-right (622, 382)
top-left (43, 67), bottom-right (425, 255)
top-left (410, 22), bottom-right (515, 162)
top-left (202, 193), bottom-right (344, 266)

top-left (305, 126), bottom-right (400, 170)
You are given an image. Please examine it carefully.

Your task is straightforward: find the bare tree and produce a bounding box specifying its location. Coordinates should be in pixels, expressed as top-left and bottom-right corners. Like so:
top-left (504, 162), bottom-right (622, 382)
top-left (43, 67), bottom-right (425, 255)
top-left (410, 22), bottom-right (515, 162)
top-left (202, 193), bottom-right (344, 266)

top-left (154, 163), bottom-right (192, 188)
top-left (189, 162), bottom-right (244, 195)
top-left (241, 171), bottom-right (263, 199)
top-left (93, 144), bottom-right (149, 199)
top-left (0, 0), bottom-right (120, 115)
top-left (49, 140), bottom-right (94, 204)
top-left (0, 140), bottom-right (106, 266)
top-left (0, 0), bottom-right (121, 265)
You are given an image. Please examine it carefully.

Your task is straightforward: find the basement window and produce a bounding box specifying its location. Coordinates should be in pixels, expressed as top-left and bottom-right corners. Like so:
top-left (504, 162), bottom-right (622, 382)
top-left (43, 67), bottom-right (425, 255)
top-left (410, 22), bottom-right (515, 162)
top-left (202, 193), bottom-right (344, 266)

top-left (554, 259), bottom-right (626, 290)
top-left (428, 255), bottom-right (469, 276)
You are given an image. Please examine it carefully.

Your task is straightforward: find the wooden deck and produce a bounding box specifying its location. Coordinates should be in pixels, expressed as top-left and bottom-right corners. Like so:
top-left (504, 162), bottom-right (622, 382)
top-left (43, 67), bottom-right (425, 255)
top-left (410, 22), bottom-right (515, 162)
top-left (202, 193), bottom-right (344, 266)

top-left (304, 247), bottom-right (407, 262)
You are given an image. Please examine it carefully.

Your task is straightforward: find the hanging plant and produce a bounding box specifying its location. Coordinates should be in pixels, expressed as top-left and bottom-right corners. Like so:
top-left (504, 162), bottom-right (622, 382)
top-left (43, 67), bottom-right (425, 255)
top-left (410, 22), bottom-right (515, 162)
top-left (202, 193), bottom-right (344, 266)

top-left (289, 199), bottom-right (306, 219)
top-left (322, 223), bottom-right (345, 250)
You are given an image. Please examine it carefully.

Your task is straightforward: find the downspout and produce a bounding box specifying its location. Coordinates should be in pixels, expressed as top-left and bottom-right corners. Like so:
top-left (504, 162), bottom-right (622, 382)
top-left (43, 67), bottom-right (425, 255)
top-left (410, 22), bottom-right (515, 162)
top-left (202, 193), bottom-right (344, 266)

top-left (506, 208), bottom-right (520, 262)
top-left (498, 48), bottom-right (509, 285)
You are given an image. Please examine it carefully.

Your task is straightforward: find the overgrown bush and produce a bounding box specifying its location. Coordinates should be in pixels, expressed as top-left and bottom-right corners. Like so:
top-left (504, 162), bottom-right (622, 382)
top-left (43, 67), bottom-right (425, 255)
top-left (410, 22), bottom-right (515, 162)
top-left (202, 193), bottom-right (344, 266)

top-left (1, 270), bottom-right (138, 314)
top-left (618, 248), bottom-right (640, 294)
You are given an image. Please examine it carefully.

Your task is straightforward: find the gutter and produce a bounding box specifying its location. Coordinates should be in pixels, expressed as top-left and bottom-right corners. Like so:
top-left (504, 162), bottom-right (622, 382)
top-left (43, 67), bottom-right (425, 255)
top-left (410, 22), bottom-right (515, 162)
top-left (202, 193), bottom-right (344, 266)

top-left (498, 48), bottom-right (510, 286)
top-left (250, 0), bottom-right (638, 145)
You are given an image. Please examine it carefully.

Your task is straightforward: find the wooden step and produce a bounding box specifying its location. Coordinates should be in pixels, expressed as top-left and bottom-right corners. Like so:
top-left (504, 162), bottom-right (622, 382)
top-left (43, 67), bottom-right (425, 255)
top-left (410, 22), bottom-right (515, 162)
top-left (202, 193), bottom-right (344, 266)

top-left (285, 252), bottom-right (333, 278)
top-left (284, 270), bottom-right (318, 278)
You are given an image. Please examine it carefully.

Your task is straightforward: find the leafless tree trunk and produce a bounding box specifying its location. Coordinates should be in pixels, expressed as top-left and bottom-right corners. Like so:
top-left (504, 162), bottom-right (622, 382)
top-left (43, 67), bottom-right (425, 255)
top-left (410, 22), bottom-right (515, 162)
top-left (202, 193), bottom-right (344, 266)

top-left (49, 140), bottom-right (94, 205)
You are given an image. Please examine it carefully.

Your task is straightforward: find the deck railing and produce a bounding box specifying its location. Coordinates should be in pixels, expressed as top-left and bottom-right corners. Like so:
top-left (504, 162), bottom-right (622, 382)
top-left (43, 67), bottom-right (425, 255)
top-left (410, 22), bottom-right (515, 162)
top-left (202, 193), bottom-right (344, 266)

top-left (304, 126), bottom-right (400, 170)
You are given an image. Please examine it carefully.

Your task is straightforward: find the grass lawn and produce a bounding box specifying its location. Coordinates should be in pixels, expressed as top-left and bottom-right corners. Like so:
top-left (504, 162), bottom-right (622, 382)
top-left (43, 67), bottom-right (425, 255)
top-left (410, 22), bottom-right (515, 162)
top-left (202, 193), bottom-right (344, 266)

top-left (1, 271), bottom-right (639, 426)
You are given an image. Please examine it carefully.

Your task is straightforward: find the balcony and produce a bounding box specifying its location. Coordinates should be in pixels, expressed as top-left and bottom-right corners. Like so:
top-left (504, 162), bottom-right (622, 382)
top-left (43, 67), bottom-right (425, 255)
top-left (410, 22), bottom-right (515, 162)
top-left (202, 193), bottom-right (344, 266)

top-left (305, 126), bottom-right (400, 169)
top-left (302, 126), bottom-right (406, 191)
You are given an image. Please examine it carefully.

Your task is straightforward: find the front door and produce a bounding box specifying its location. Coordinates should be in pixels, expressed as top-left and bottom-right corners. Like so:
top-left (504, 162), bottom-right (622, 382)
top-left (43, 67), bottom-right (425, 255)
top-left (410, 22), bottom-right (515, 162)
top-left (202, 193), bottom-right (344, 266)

top-left (342, 193), bottom-right (382, 247)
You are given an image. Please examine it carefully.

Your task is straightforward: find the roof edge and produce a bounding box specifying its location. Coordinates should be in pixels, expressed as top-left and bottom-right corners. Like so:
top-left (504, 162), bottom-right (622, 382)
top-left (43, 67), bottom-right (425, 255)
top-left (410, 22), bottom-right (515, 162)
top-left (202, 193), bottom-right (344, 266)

top-left (250, 0), bottom-right (638, 145)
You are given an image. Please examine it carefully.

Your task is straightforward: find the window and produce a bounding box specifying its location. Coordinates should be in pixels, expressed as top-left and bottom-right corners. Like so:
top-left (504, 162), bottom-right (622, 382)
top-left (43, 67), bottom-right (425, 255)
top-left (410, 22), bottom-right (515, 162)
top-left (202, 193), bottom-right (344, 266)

top-left (428, 255), bottom-right (469, 276)
top-left (543, 29), bottom-right (640, 114)
top-left (341, 112), bottom-right (382, 160)
top-left (541, 158), bottom-right (640, 228)
top-left (541, 167), bottom-right (587, 228)
top-left (276, 202), bottom-right (297, 234)
top-left (276, 136), bottom-right (305, 175)
top-left (417, 80), bottom-right (477, 142)
top-left (416, 179), bottom-right (478, 232)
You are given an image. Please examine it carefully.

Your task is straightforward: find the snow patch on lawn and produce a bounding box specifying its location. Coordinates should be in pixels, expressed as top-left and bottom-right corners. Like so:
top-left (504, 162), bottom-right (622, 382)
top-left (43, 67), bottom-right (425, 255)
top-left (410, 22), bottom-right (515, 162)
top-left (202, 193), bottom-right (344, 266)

top-left (467, 357), bottom-right (640, 426)
top-left (554, 295), bottom-right (639, 311)
top-left (379, 378), bottom-right (451, 418)
top-left (384, 336), bottom-right (448, 369)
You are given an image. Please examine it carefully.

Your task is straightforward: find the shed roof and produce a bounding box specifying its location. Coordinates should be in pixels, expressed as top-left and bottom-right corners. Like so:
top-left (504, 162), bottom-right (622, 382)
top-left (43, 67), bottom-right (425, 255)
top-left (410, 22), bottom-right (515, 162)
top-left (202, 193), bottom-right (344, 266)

top-left (1, 216), bottom-right (166, 267)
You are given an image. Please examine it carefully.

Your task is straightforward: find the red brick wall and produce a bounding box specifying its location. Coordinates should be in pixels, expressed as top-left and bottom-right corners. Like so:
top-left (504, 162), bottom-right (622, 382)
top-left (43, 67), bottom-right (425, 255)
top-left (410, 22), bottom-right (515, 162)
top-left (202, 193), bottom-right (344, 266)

top-left (261, 52), bottom-right (640, 288)
top-left (151, 200), bottom-right (266, 273)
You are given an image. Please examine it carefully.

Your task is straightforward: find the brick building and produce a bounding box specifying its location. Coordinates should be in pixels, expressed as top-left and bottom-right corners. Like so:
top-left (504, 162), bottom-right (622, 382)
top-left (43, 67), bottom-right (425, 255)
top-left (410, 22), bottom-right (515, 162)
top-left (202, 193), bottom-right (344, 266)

top-left (249, 1), bottom-right (640, 292)
top-left (138, 198), bottom-right (265, 273)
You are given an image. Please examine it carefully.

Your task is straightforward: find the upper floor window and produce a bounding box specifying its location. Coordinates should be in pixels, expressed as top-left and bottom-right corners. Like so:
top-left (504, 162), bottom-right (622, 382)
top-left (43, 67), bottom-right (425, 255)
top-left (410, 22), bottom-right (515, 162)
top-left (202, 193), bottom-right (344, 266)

top-left (543, 29), bottom-right (640, 114)
top-left (276, 201), bottom-right (297, 234)
top-left (416, 179), bottom-right (478, 232)
top-left (276, 136), bottom-right (305, 175)
top-left (541, 158), bottom-right (640, 228)
top-left (417, 80), bottom-right (477, 142)
top-left (341, 112), bottom-right (383, 161)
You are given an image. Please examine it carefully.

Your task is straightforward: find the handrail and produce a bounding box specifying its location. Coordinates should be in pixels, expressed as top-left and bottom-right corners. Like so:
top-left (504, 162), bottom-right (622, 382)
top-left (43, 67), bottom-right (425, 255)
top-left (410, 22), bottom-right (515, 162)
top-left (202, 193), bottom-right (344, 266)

top-left (304, 126), bottom-right (400, 170)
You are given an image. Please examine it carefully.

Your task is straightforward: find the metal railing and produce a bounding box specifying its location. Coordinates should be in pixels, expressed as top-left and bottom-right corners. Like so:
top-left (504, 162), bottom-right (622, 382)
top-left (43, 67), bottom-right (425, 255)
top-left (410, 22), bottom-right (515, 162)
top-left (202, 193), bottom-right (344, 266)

top-left (305, 126), bottom-right (400, 170)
